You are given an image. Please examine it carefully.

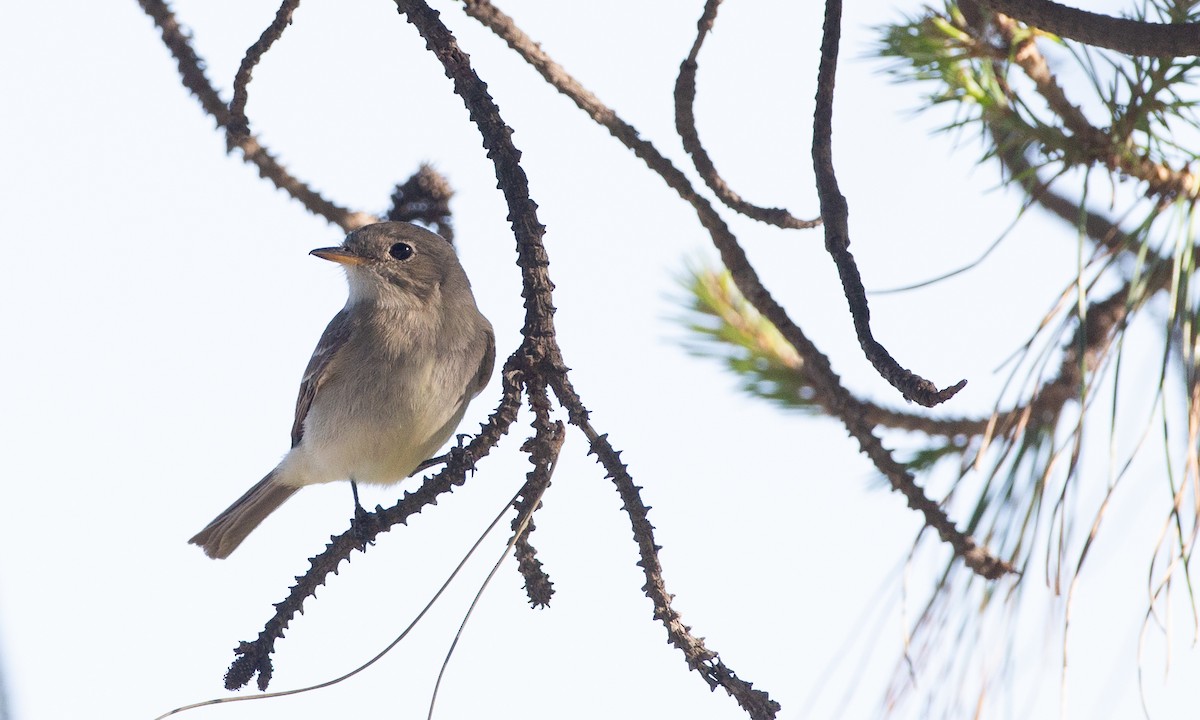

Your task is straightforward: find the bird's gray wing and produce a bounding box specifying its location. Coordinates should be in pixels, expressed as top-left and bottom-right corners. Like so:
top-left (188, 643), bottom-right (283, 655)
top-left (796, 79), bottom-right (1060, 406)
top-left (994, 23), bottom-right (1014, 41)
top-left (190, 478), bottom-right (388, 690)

top-left (468, 326), bottom-right (496, 399)
top-left (291, 309), bottom-right (354, 447)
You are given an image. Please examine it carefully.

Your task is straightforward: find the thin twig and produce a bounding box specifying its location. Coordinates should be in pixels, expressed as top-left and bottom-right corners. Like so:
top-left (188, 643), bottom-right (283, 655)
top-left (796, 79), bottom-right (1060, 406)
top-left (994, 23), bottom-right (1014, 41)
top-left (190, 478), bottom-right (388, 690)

top-left (675, 0), bottom-right (820, 229)
top-left (227, 0), bottom-right (302, 149)
top-left (427, 422), bottom-right (562, 720)
top-left (576, 415), bottom-right (782, 719)
top-left (512, 377), bottom-right (563, 606)
top-left (813, 0), bottom-right (967, 407)
top-left (136, 0), bottom-right (373, 231)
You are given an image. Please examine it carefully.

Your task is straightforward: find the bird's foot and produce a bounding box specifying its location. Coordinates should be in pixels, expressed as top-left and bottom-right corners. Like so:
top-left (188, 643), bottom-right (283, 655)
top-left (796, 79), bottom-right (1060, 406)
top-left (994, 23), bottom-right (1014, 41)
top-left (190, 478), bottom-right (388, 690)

top-left (349, 480), bottom-right (375, 550)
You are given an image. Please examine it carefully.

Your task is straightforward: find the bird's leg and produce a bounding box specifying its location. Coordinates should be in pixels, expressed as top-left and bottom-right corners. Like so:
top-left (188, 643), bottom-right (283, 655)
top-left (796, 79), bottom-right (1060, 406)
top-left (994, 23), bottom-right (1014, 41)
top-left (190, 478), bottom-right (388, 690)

top-left (349, 479), bottom-right (374, 549)
top-left (451, 433), bottom-right (478, 474)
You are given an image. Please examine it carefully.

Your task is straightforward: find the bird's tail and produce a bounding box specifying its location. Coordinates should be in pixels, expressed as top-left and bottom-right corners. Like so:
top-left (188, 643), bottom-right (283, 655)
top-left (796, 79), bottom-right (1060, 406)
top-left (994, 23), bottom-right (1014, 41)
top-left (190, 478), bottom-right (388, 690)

top-left (189, 472), bottom-right (298, 559)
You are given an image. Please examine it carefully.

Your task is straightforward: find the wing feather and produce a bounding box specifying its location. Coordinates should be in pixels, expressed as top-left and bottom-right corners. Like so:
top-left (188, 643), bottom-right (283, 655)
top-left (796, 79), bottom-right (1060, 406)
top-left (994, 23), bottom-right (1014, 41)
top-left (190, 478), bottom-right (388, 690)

top-left (291, 309), bottom-right (354, 447)
top-left (469, 326), bottom-right (496, 400)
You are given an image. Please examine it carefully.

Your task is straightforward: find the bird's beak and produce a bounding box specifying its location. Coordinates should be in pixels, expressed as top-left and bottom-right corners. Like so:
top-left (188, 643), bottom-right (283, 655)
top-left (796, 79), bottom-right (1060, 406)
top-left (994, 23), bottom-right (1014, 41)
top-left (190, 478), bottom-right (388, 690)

top-left (310, 247), bottom-right (367, 266)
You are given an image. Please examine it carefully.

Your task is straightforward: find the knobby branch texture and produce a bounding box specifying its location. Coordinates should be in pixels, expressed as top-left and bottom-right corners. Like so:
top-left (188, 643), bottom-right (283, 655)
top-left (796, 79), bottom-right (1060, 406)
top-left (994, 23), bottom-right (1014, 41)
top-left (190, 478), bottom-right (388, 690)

top-left (387, 162), bottom-right (457, 242)
top-left (511, 341), bottom-right (561, 608)
top-left (226, 0), bottom-right (302, 149)
top-left (511, 416), bottom-right (563, 607)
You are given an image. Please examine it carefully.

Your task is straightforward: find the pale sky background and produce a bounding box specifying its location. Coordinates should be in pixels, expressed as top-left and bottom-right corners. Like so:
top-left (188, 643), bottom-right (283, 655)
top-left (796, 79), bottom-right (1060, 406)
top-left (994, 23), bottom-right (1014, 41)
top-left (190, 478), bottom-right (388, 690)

top-left (2, 1), bottom-right (1198, 719)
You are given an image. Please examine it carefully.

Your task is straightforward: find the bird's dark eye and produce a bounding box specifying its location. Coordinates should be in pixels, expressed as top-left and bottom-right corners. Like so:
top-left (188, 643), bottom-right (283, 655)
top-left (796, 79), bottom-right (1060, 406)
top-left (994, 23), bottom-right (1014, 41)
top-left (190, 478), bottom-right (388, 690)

top-left (389, 242), bottom-right (414, 261)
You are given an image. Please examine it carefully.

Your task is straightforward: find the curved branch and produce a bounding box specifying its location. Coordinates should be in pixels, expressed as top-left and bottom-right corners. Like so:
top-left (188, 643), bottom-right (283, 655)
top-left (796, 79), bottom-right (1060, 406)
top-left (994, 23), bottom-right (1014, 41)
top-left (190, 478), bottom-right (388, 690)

top-left (227, 0), bottom-right (303, 149)
top-left (687, 269), bottom-right (991, 437)
top-left (511, 416), bottom-right (562, 608)
top-left (983, 0), bottom-right (1200, 57)
top-left (579, 419), bottom-right (781, 719)
top-left (458, 0), bottom-right (1011, 580)
top-left (813, 0), bottom-right (966, 407)
top-left (512, 357), bottom-right (562, 608)
top-left (674, 0), bottom-right (820, 230)
top-left (136, 0), bottom-right (373, 231)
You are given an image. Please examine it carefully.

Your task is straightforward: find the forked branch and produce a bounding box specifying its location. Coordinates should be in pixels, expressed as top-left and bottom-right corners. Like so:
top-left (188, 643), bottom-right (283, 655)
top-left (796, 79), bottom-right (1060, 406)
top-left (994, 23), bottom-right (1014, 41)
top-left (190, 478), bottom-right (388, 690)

top-left (137, 0), bottom-right (372, 231)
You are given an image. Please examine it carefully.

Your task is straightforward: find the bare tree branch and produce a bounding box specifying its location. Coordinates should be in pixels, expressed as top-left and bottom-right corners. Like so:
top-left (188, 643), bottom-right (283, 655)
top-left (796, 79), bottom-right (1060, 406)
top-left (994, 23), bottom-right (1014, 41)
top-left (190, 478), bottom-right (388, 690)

top-left (675, 0), bottom-right (821, 230)
top-left (580, 420), bottom-right (781, 719)
top-left (813, 0), bottom-right (967, 407)
top-left (511, 351), bottom-right (562, 608)
top-left (227, 0), bottom-right (303, 150)
top-left (983, 0), bottom-right (1200, 57)
top-left (136, 0), bottom-right (374, 231)
top-left (511, 416), bottom-right (563, 608)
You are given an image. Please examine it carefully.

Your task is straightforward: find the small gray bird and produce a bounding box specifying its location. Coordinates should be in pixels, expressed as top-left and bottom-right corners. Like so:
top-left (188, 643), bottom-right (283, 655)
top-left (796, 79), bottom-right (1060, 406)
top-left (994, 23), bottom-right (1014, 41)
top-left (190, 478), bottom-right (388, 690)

top-left (190, 222), bottom-right (495, 559)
